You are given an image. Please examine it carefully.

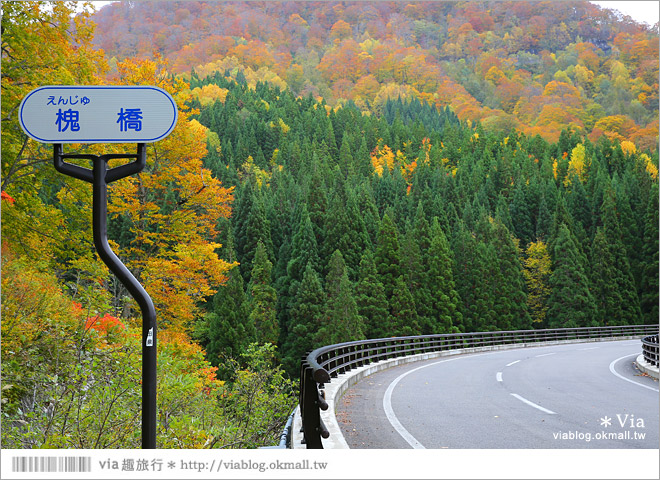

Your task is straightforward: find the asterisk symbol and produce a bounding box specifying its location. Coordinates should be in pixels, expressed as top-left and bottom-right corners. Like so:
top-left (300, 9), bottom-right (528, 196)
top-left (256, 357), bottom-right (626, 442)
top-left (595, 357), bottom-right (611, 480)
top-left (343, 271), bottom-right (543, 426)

top-left (167, 461), bottom-right (176, 469)
top-left (600, 416), bottom-right (612, 427)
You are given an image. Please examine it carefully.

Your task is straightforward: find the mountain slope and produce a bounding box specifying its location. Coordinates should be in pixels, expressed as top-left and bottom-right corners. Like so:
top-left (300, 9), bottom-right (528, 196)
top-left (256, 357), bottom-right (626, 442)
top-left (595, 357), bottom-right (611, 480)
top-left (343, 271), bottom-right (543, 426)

top-left (92, 1), bottom-right (658, 149)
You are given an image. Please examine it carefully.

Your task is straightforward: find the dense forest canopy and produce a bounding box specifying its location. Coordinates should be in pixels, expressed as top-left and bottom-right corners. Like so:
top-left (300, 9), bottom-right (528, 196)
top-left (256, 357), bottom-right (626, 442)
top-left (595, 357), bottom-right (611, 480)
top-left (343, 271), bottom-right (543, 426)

top-left (92, 1), bottom-right (659, 149)
top-left (1, 1), bottom-right (658, 449)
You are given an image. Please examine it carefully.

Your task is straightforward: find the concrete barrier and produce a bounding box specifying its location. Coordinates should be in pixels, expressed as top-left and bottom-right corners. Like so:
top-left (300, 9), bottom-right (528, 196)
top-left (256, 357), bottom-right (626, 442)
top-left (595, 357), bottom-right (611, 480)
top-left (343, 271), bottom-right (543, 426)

top-left (635, 354), bottom-right (659, 380)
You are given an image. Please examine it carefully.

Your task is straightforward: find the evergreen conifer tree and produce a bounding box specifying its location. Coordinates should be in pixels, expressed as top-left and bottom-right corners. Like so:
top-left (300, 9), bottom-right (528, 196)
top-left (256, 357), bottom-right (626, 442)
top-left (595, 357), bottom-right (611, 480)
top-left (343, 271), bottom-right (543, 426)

top-left (491, 219), bottom-right (532, 330)
top-left (338, 135), bottom-right (353, 179)
top-left (286, 206), bottom-right (321, 286)
top-left (357, 136), bottom-right (373, 177)
top-left (452, 223), bottom-right (495, 332)
top-left (324, 186), bottom-right (370, 279)
top-left (509, 182), bottom-right (533, 247)
top-left (535, 193), bottom-right (552, 242)
top-left (640, 183), bottom-right (659, 324)
top-left (495, 194), bottom-right (514, 234)
top-left (355, 250), bottom-right (390, 339)
top-left (401, 225), bottom-right (432, 333)
top-left (205, 264), bottom-right (254, 366)
top-left (357, 183), bottom-right (380, 245)
top-left (241, 190), bottom-right (274, 282)
top-left (306, 167), bottom-right (329, 246)
top-left (282, 263), bottom-right (325, 375)
top-left (320, 250), bottom-right (365, 344)
top-left (595, 190), bottom-right (641, 324)
top-left (389, 275), bottom-right (420, 337)
top-left (375, 213), bottom-right (402, 301)
top-left (546, 224), bottom-right (596, 328)
top-left (248, 241), bottom-right (279, 345)
top-left (428, 218), bottom-right (461, 333)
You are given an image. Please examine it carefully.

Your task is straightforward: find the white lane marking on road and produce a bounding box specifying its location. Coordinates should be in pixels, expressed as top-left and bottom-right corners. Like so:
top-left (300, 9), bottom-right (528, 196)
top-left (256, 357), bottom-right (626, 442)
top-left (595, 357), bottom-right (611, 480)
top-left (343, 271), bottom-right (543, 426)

top-left (496, 372), bottom-right (503, 382)
top-left (381, 342), bottom-right (638, 448)
top-left (609, 354), bottom-right (659, 392)
top-left (383, 363), bottom-right (439, 449)
top-left (535, 352), bottom-right (556, 358)
top-left (506, 360), bottom-right (520, 367)
top-left (383, 355), bottom-right (490, 449)
top-left (578, 347), bottom-right (599, 351)
top-left (510, 393), bottom-right (557, 414)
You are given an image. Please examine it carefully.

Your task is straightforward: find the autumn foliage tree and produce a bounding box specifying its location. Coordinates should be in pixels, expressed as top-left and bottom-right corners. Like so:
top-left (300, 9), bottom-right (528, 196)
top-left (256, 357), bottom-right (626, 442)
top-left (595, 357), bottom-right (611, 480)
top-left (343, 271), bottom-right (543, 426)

top-left (106, 56), bottom-right (235, 329)
top-left (1, 1), bottom-right (110, 301)
top-left (523, 241), bottom-right (552, 327)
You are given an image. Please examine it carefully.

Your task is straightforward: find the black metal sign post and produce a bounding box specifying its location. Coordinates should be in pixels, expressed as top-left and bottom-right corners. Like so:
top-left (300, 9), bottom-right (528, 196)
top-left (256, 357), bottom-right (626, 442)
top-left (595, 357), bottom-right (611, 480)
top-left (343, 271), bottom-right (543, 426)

top-left (53, 143), bottom-right (157, 448)
top-left (20, 84), bottom-right (178, 449)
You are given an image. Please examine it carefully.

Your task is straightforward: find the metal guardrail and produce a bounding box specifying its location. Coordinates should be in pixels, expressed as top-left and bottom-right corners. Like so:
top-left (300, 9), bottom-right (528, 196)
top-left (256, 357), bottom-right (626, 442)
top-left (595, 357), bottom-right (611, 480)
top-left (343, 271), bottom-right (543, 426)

top-left (261, 409), bottom-right (295, 449)
top-left (298, 324), bottom-right (658, 448)
top-left (641, 334), bottom-right (659, 367)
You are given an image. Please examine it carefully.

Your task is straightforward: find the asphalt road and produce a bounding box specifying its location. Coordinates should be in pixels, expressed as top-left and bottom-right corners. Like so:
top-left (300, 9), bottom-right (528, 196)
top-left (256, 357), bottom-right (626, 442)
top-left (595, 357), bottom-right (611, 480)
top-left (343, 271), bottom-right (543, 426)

top-left (336, 339), bottom-right (659, 449)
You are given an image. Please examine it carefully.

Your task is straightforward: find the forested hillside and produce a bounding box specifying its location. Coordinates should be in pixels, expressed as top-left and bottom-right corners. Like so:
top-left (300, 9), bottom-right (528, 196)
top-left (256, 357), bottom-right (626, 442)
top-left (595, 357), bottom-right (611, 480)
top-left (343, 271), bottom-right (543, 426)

top-left (183, 72), bottom-right (658, 374)
top-left (1, 1), bottom-right (658, 449)
top-left (93, 1), bottom-right (659, 149)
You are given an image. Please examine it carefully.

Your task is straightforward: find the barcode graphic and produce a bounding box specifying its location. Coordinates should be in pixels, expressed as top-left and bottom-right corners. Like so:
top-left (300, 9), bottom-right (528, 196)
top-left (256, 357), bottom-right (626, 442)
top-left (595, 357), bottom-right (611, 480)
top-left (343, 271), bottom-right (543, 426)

top-left (11, 456), bottom-right (92, 473)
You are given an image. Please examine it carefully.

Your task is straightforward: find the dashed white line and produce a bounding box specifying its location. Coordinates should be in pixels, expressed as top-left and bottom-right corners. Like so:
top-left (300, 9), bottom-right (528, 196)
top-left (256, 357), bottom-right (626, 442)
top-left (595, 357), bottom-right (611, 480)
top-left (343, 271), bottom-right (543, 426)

top-left (578, 347), bottom-right (600, 351)
top-left (381, 344), bottom-right (648, 448)
top-left (510, 393), bottom-right (557, 414)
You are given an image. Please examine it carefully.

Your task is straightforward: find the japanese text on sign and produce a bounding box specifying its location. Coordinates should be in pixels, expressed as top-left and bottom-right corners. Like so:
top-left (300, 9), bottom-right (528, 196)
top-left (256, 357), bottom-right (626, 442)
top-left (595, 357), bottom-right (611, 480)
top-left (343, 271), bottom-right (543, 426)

top-left (19, 86), bottom-right (177, 144)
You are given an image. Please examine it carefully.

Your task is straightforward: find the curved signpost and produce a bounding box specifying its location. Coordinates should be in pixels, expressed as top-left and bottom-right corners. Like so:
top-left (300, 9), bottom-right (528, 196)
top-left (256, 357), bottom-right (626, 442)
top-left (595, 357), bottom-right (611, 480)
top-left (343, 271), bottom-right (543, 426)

top-left (20, 85), bottom-right (178, 449)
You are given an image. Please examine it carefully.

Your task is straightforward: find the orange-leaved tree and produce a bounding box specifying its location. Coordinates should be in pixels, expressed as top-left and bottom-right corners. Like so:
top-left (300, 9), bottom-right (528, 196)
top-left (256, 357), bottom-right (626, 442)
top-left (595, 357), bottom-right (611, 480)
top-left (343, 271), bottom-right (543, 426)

top-left (106, 56), bottom-right (235, 330)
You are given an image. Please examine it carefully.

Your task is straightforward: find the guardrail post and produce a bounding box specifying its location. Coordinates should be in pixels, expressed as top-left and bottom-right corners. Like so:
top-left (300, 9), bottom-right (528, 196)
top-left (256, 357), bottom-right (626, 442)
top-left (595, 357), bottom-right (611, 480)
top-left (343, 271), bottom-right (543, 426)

top-left (298, 356), bottom-right (307, 438)
top-left (301, 365), bottom-right (323, 449)
top-left (642, 334), bottom-right (659, 367)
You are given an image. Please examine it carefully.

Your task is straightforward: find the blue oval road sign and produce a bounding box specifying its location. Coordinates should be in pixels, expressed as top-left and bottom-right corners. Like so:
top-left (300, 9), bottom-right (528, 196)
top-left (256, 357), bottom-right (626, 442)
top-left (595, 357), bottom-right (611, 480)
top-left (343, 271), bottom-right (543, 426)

top-left (19, 85), bottom-right (178, 143)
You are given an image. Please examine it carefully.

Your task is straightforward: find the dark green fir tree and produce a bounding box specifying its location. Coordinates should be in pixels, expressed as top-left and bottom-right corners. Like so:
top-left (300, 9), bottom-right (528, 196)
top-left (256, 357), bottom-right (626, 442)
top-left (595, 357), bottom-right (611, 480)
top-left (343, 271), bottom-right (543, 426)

top-left (428, 218), bottom-right (461, 333)
top-left (546, 224), bottom-right (596, 328)
top-left (596, 189), bottom-right (642, 324)
top-left (374, 213), bottom-right (402, 301)
top-left (355, 250), bottom-right (390, 339)
top-left (509, 182), bottom-right (534, 247)
top-left (282, 263), bottom-right (325, 376)
top-left (205, 264), bottom-right (254, 367)
top-left (640, 183), bottom-right (659, 324)
top-left (389, 275), bottom-right (420, 337)
top-left (247, 241), bottom-right (279, 345)
top-left (491, 219), bottom-right (532, 330)
top-left (319, 250), bottom-right (366, 344)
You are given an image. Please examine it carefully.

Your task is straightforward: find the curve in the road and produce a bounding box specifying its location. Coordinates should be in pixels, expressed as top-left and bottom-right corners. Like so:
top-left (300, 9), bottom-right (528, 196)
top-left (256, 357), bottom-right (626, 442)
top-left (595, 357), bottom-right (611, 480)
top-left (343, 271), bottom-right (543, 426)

top-left (338, 339), bottom-right (659, 449)
top-left (383, 356), bottom-right (464, 449)
top-left (609, 353), bottom-right (659, 392)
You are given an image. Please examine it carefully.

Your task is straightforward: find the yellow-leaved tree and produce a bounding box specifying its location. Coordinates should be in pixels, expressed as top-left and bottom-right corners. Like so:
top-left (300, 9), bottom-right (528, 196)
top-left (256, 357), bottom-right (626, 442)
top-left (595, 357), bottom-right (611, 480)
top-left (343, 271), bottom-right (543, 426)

top-left (564, 143), bottom-right (589, 186)
top-left (107, 56), bottom-right (235, 330)
top-left (523, 241), bottom-right (552, 327)
top-left (1, 1), bottom-right (117, 319)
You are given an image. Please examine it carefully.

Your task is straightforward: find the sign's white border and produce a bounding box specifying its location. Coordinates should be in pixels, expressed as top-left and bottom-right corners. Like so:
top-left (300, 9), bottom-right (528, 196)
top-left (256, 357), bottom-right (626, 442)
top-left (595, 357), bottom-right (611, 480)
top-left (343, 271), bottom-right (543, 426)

top-left (19, 86), bottom-right (178, 143)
